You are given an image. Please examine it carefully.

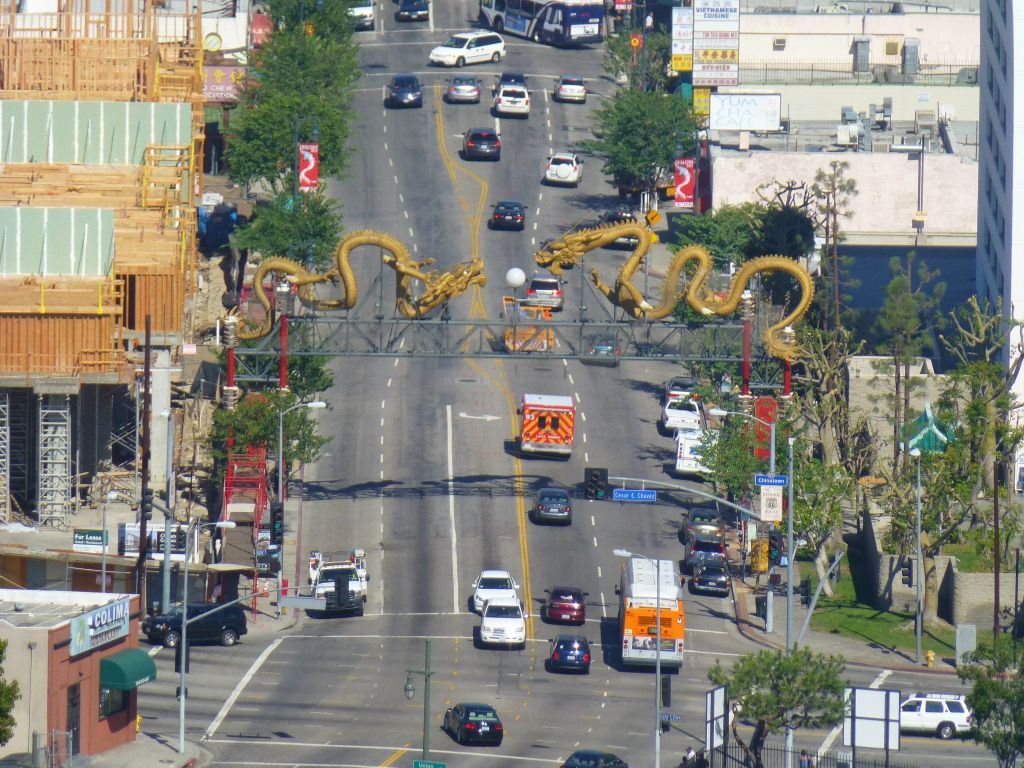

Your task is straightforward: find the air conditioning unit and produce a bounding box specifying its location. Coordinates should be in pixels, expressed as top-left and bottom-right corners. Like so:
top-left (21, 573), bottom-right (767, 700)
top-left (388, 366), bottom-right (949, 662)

top-left (773, 37), bottom-right (787, 51)
top-left (872, 140), bottom-right (892, 153)
top-left (957, 67), bottom-right (979, 84)
top-left (836, 125), bottom-right (858, 147)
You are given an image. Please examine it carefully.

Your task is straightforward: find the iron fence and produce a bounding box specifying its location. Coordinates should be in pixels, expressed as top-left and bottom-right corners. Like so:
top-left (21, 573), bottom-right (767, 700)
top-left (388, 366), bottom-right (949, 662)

top-left (697, 742), bottom-right (924, 768)
top-left (739, 59), bottom-right (978, 86)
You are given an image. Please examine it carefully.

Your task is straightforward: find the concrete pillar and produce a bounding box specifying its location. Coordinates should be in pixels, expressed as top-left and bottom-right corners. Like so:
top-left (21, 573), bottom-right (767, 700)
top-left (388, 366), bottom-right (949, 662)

top-left (149, 351), bottom-right (172, 488)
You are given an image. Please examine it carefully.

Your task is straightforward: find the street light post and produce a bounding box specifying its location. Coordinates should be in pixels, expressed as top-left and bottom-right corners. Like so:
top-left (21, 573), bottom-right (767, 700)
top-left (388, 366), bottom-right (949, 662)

top-left (614, 548), bottom-right (662, 768)
top-left (102, 491), bottom-right (118, 593)
top-left (708, 408), bottom-right (776, 475)
top-left (179, 520), bottom-right (236, 754)
top-left (910, 447), bottom-right (923, 665)
top-left (404, 637), bottom-right (434, 761)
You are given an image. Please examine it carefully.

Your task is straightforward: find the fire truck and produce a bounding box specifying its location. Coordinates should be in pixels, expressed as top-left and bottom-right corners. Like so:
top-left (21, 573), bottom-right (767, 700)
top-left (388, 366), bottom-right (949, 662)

top-left (519, 394), bottom-right (576, 456)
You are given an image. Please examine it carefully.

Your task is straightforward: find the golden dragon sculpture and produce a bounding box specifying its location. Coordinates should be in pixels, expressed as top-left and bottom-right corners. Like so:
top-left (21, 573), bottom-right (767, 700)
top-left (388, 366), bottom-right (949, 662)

top-left (236, 230), bottom-right (486, 339)
top-left (534, 222), bottom-right (814, 362)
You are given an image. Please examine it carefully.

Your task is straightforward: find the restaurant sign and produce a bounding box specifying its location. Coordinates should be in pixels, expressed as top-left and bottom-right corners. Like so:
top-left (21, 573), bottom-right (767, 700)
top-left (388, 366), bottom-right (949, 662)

top-left (70, 597), bottom-right (131, 656)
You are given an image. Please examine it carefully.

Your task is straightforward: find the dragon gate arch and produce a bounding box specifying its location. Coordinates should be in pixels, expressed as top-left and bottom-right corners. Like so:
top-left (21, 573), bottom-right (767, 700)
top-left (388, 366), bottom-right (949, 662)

top-left (235, 230), bottom-right (486, 340)
top-left (534, 222), bottom-right (814, 362)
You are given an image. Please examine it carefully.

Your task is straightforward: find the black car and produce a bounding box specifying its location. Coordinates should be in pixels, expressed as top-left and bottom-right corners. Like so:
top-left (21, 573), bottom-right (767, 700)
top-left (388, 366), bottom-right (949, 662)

top-left (462, 127), bottom-right (501, 160)
top-left (141, 602), bottom-right (247, 648)
top-left (562, 750), bottom-right (629, 768)
top-left (530, 486), bottom-right (572, 525)
top-left (385, 74), bottom-right (423, 108)
top-left (443, 702), bottom-right (504, 745)
top-left (395, 0), bottom-right (429, 21)
top-left (489, 200), bottom-right (526, 230)
top-left (494, 71), bottom-right (527, 93)
top-left (547, 633), bottom-right (591, 673)
top-left (690, 563), bottom-right (731, 596)
top-left (596, 209), bottom-right (640, 246)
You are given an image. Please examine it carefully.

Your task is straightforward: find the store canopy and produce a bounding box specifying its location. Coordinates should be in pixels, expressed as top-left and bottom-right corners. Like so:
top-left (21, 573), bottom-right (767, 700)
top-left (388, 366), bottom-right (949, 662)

top-left (100, 648), bottom-right (157, 690)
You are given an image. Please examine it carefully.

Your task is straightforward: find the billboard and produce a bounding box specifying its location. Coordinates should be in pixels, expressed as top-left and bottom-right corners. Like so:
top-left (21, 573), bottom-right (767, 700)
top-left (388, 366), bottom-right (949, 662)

top-left (710, 93), bottom-right (782, 132)
top-left (693, 0), bottom-right (740, 86)
top-left (298, 143), bottom-right (320, 192)
top-left (673, 158), bottom-right (696, 210)
top-left (70, 598), bottom-right (131, 656)
top-left (119, 523), bottom-right (189, 561)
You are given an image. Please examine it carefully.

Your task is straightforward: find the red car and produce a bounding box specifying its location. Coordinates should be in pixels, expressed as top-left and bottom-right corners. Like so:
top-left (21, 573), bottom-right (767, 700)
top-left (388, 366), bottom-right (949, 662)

top-left (542, 585), bottom-right (586, 625)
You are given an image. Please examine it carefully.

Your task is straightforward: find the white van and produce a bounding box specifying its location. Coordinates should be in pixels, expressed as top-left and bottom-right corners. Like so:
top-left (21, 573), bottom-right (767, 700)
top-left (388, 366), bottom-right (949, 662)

top-left (675, 427), bottom-right (711, 476)
top-left (349, 0), bottom-right (375, 30)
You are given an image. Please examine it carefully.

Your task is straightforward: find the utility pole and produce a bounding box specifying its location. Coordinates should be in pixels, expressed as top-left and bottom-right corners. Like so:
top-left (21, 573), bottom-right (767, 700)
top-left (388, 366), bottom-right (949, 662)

top-left (136, 316), bottom-right (152, 612)
top-left (994, 459), bottom-right (1001, 645)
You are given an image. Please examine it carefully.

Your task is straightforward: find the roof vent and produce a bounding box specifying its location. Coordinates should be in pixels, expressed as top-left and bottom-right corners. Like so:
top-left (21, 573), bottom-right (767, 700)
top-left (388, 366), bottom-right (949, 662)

top-left (13, 603), bottom-right (25, 612)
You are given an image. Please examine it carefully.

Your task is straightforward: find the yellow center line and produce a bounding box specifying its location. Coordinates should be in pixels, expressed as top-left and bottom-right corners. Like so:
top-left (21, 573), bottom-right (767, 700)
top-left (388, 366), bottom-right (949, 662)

top-left (379, 744), bottom-right (410, 766)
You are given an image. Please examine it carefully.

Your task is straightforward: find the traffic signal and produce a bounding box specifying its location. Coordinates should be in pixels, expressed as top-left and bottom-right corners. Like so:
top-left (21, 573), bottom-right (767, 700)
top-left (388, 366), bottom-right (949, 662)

top-left (661, 674), bottom-right (671, 708)
top-left (270, 501), bottom-right (285, 546)
top-left (768, 536), bottom-right (780, 566)
top-left (584, 467), bottom-right (609, 501)
top-left (799, 577), bottom-right (812, 607)
top-left (140, 488), bottom-right (155, 521)
top-left (901, 559), bottom-right (914, 588)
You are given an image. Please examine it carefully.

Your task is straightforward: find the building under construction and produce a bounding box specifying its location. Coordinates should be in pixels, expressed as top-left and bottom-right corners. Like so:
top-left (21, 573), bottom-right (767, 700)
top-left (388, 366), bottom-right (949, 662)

top-left (0, 0), bottom-right (205, 526)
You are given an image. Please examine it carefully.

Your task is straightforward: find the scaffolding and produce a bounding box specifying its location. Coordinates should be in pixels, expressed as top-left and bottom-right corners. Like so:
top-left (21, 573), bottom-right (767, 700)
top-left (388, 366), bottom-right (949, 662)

top-left (8, 388), bottom-right (31, 511)
top-left (0, 391), bottom-right (7, 523)
top-left (37, 395), bottom-right (74, 529)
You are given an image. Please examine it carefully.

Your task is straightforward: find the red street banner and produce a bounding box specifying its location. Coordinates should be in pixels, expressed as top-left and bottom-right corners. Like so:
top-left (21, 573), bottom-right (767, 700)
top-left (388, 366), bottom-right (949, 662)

top-left (673, 157), bottom-right (696, 209)
top-left (298, 143), bottom-right (320, 192)
top-left (754, 396), bottom-right (778, 462)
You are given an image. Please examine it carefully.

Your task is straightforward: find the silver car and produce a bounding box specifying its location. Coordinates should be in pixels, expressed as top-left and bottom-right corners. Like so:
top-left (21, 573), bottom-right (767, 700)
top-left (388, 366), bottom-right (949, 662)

top-left (522, 273), bottom-right (564, 311)
top-left (445, 75), bottom-right (481, 103)
top-left (553, 75), bottom-right (586, 103)
top-left (530, 487), bottom-right (573, 525)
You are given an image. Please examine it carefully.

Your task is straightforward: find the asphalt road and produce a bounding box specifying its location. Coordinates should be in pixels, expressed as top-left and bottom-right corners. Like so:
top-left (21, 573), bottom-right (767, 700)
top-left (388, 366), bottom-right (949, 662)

top-left (139, 5), bottom-right (997, 767)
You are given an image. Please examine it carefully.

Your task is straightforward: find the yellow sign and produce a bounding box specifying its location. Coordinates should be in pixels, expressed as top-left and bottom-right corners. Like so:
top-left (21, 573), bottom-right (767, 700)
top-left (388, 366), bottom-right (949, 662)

top-left (630, 34), bottom-right (642, 49)
top-left (671, 54), bottom-right (693, 72)
top-left (645, 209), bottom-right (662, 227)
top-left (698, 49), bottom-right (739, 63)
top-left (692, 88), bottom-right (711, 117)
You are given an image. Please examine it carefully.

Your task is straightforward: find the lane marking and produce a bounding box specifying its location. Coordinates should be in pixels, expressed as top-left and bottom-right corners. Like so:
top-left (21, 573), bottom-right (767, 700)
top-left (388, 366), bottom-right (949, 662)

top-left (567, 374), bottom-right (574, 384)
top-left (205, 638), bottom-right (283, 739)
top-left (380, 745), bottom-right (410, 767)
top-left (600, 592), bottom-right (607, 618)
top-left (386, 378), bottom-right (392, 387)
top-left (593, 536), bottom-right (598, 547)
top-left (447, 404), bottom-right (460, 613)
top-left (584, 451), bottom-right (589, 462)
top-left (583, 433), bottom-right (587, 443)
top-left (581, 412), bottom-right (586, 422)
top-left (207, 741), bottom-right (563, 765)
top-left (574, 392), bottom-right (581, 403)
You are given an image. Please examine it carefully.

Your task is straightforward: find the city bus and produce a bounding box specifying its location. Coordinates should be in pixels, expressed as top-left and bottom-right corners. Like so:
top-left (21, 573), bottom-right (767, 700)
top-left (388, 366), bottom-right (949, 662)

top-left (616, 556), bottom-right (686, 668)
top-left (478, 0), bottom-right (604, 46)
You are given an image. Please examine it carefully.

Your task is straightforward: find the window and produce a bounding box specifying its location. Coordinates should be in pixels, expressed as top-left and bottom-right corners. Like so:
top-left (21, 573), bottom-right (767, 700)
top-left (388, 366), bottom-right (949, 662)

top-left (99, 687), bottom-right (128, 719)
top-left (550, 416), bottom-right (560, 430)
top-left (901, 701), bottom-right (920, 713)
top-left (538, 415), bottom-right (548, 429)
top-left (925, 701), bottom-right (944, 713)
top-left (772, 37), bottom-right (786, 51)
top-left (947, 701), bottom-right (965, 713)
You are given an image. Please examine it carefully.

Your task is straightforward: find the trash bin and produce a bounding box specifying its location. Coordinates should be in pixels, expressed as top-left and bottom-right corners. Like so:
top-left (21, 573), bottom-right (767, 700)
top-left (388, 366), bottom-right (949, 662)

top-left (754, 595), bottom-right (767, 620)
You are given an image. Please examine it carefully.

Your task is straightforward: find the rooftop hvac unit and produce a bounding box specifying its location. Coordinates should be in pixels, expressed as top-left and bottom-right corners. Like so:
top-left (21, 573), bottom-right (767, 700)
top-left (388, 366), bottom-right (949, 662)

top-left (902, 37), bottom-right (920, 75)
top-left (836, 124), bottom-right (859, 147)
top-left (841, 106), bottom-right (859, 123)
top-left (915, 110), bottom-right (937, 137)
top-left (957, 67), bottom-right (979, 84)
top-left (872, 140), bottom-right (892, 152)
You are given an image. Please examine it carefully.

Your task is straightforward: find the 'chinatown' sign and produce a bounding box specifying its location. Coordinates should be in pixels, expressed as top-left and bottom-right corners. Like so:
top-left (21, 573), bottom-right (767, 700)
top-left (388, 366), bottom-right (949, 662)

top-left (70, 597), bottom-right (130, 656)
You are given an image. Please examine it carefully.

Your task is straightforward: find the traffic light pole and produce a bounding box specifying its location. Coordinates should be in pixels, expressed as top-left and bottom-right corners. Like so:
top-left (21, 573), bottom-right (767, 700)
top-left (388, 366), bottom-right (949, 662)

top-left (796, 553), bottom-right (844, 645)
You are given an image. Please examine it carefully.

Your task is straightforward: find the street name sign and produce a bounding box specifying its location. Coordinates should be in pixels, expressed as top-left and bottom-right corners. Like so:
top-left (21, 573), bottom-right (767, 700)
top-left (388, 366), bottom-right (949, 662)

top-left (279, 595), bottom-right (326, 610)
top-left (612, 488), bottom-right (657, 502)
top-left (413, 762), bottom-right (447, 768)
top-left (754, 474), bottom-right (787, 487)
top-left (659, 712), bottom-right (683, 722)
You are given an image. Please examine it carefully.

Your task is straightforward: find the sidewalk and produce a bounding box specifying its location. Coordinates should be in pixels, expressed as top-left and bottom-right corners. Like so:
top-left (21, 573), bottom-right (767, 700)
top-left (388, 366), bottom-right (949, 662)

top-left (76, 733), bottom-right (212, 768)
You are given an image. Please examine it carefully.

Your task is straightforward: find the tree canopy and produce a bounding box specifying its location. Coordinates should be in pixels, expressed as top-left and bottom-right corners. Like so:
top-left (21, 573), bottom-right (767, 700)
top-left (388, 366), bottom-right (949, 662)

top-left (0, 640), bottom-right (20, 746)
top-left (958, 636), bottom-right (1024, 768)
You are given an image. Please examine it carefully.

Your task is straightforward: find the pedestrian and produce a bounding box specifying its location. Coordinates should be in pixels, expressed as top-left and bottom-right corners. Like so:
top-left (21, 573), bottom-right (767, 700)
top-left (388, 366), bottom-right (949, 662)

top-left (682, 745), bottom-right (696, 767)
top-left (799, 749), bottom-right (814, 768)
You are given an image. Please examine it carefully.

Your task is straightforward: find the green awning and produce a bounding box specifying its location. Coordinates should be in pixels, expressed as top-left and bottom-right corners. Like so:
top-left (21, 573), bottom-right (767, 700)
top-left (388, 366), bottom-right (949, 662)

top-left (100, 648), bottom-right (157, 690)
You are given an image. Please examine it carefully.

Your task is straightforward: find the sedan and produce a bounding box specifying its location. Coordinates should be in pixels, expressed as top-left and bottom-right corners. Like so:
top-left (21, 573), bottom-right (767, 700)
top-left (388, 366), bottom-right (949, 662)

top-left (584, 334), bottom-right (620, 366)
top-left (395, 0), bottom-right (428, 20)
top-left (542, 585), bottom-right (586, 624)
top-left (596, 209), bottom-right (640, 246)
top-left (443, 703), bottom-right (504, 746)
top-left (553, 75), bottom-right (587, 103)
top-left (384, 74), bottom-right (422, 108)
top-left (530, 486), bottom-right (572, 524)
top-left (690, 563), bottom-right (731, 596)
top-left (562, 751), bottom-right (629, 768)
top-left (544, 152), bottom-right (582, 186)
top-left (547, 634), bottom-right (591, 673)
top-left (462, 127), bottom-right (501, 161)
top-left (684, 506), bottom-right (721, 542)
top-left (489, 200), bottom-right (526, 230)
top-left (445, 74), bottom-right (481, 103)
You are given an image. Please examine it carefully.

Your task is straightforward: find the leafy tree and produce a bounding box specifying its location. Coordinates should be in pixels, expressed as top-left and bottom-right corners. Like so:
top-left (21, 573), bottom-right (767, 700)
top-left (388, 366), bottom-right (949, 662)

top-left (231, 189), bottom-right (343, 269)
top-left (0, 639), bottom-right (20, 746)
top-left (582, 89), bottom-right (698, 203)
top-left (672, 203), bottom-right (764, 268)
top-left (602, 30), bottom-right (675, 92)
top-left (708, 648), bottom-right (846, 768)
top-left (957, 636), bottom-right (1024, 768)
top-left (793, 458), bottom-right (849, 597)
top-left (809, 161), bottom-right (858, 331)
top-left (284, 355), bottom-right (335, 400)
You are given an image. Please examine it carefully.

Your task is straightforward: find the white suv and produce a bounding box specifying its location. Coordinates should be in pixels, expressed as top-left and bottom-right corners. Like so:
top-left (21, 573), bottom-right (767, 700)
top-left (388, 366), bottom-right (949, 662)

top-left (478, 597), bottom-right (527, 648)
top-left (471, 569), bottom-right (519, 613)
top-left (429, 31), bottom-right (505, 67)
top-left (493, 85), bottom-right (530, 117)
top-left (900, 693), bottom-right (972, 739)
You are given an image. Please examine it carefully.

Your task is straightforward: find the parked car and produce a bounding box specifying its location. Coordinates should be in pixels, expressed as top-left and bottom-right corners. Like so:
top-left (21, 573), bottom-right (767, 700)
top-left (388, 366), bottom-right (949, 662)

top-left (689, 563), bottom-right (731, 596)
top-left (561, 751), bottom-right (629, 768)
top-left (683, 507), bottom-right (721, 542)
top-left (471, 569), bottom-right (519, 612)
top-left (544, 152), bottom-right (583, 186)
top-left (660, 394), bottom-right (702, 434)
top-left (443, 702), bottom-right (504, 745)
top-left (546, 633), bottom-right (591, 673)
top-left (541, 585), bottom-right (587, 624)
top-left (489, 200), bottom-right (526, 230)
top-left (900, 693), bottom-right (973, 739)
top-left (686, 535), bottom-right (726, 574)
top-left (445, 74), bottom-right (481, 103)
top-left (661, 375), bottom-right (696, 401)
top-left (478, 597), bottom-right (527, 648)
top-left (396, 0), bottom-right (429, 20)
top-left (462, 127), bottom-right (501, 160)
top-left (384, 74), bottom-right (423, 108)
top-left (429, 31), bottom-right (505, 67)
top-left (493, 85), bottom-right (530, 117)
top-left (530, 486), bottom-right (573, 524)
top-left (522, 271), bottom-right (563, 310)
top-left (142, 603), bottom-right (247, 648)
top-left (584, 334), bottom-right (621, 366)
top-left (553, 75), bottom-right (587, 103)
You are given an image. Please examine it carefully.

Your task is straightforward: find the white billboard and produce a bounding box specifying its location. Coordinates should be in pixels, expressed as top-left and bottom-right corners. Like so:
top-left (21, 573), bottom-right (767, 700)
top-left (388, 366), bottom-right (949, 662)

top-left (710, 93), bottom-right (782, 132)
top-left (693, 0), bottom-right (740, 86)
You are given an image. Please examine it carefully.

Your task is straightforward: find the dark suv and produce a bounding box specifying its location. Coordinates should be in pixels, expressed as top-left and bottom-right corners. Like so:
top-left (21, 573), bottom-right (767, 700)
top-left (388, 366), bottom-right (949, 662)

top-left (142, 603), bottom-right (247, 648)
top-left (462, 128), bottom-right (501, 160)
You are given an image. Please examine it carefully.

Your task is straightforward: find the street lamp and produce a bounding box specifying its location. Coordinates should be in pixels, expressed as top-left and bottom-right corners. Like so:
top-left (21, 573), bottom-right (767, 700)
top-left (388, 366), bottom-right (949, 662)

top-left (910, 447), bottom-right (923, 665)
top-left (505, 268), bottom-right (526, 353)
top-left (613, 548), bottom-right (663, 768)
top-left (403, 637), bottom-right (434, 761)
top-left (708, 408), bottom-right (776, 474)
top-left (179, 520), bottom-right (236, 754)
top-left (101, 490), bottom-right (119, 593)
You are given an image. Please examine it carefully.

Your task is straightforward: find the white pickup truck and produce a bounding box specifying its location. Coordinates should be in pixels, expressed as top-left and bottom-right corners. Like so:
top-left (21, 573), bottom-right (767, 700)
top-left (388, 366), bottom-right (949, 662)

top-left (309, 549), bottom-right (368, 601)
top-left (660, 394), bottom-right (703, 434)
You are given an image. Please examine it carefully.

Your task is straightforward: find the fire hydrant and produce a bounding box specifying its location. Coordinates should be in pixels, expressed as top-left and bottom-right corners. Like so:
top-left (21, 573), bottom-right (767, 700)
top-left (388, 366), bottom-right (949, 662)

top-left (925, 650), bottom-right (936, 668)
top-left (136, 714), bottom-right (142, 733)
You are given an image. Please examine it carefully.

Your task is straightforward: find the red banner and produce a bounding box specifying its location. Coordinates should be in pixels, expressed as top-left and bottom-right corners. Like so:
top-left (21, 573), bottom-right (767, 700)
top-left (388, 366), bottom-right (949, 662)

top-left (753, 396), bottom-right (778, 461)
top-left (298, 143), bottom-right (320, 192)
top-left (673, 157), bottom-right (696, 209)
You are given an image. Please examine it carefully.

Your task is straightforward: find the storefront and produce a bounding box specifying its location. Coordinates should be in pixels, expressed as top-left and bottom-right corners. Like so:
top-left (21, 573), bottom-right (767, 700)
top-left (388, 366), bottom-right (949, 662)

top-left (0, 590), bottom-right (156, 762)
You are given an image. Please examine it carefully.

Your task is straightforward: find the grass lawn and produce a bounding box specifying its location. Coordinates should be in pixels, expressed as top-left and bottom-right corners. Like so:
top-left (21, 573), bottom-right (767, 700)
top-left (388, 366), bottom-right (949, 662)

top-left (806, 560), bottom-right (957, 658)
top-left (940, 542), bottom-right (992, 572)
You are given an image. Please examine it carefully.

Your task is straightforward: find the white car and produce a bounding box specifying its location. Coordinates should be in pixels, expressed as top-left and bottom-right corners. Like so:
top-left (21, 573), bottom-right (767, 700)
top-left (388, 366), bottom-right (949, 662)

top-left (429, 31), bottom-right (505, 67)
top-left (900, 693), bottom-right (973, 739)
top-left (493, 85), bottom-right (530, 117)
top-left (348, 0), bottom-right (375, 29)
top-left (478, 597), bottom-right (527, 648)
top-left (471, 569), bottom-right (519, 612)
top-left (660, 395), bottom-right (702, 433)
top-left (544, 152), bottom-right (582, 187)
top-left (553, 75), bottom-right (586, 103)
